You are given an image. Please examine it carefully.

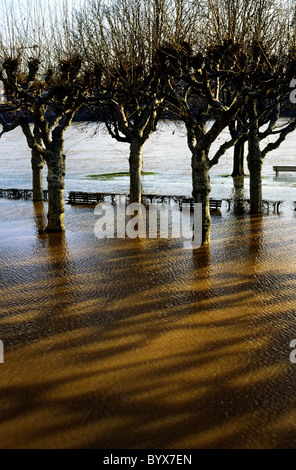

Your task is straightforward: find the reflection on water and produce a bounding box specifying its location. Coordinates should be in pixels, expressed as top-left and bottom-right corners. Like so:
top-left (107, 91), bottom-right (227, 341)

top-left (1, 199), bottom-right (296, 449)
top-left (231, 176), bottom-right (247, 214)
top-left (32, 201), bottom-right (47, 234)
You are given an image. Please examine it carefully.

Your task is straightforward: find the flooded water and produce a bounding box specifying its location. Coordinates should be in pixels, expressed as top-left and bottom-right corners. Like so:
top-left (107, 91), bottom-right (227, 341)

top-left (1, 122), bottom-right (296, 449)
top-left (1, 120), bottom-right (296, 210)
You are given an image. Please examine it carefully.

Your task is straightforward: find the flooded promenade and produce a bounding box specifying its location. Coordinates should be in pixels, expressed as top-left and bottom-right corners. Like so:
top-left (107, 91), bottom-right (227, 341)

top-left (1, 199), bottom-right (296, 448)
top-left (1, 123), bottom-right (296, 448)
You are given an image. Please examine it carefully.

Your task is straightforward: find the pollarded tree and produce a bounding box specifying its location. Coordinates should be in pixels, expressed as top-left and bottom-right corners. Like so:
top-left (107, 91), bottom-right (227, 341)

top-left (0, 57), bottom-right (47, 201)
top-left (19, 56), bottom-right (104, 231)
top-left (0, 52), bottom-right (104, 231)
top-left (0, 0), bottom-right (78, 202)
top-left (245, 8), bottom-right (296, 213)
top-left (147, 0), bottom-right (260, 245)
top-left (163, 0), bottom-right (296, 244)
top-left (230, 0), bottom-right (296, 214)
top-left (0, 0), bottom-right (108, 230)
top-left (210, 0), bottom-right (296, 215)
top-left (163, 38), bottom-right (250, 245)
top-left (76, 0), bottom-right (184, 203)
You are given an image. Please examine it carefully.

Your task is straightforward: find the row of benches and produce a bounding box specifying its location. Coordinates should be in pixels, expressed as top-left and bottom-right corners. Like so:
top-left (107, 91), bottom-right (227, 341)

top-left (67, 191), bottom-right (223, 211)
top-left (67, 192), bottom-right (283, 213)
top-left (0, 189), bottom-right (287, 214)
top-left (65, 193), bottom-right (287, 215)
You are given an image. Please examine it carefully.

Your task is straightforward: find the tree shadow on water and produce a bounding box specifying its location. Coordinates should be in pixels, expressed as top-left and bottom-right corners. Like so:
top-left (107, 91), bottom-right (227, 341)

top-left (1, 209), bottom-right (296, 448)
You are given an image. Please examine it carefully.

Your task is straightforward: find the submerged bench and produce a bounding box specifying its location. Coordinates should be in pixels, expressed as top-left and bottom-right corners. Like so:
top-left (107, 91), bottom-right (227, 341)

top-left (273, 166), bottom-right (296, 177)
top-left (0, 188), bottom-right (48, 200)
top-left (224, 198), bottom-right (283, 213)
top-left (209, 199), bottom-right (222, 211)
top-left (179, 197), bottom-right (222, 213)
top-left (262, 199), bottom-right (283, 213)
top-left (68, 191), bottom-right (107, 204)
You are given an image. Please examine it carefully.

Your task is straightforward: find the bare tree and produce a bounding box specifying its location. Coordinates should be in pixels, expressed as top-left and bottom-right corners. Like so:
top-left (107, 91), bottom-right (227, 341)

top-left (231, 1), bottom-right (296, 214)
top-left (0, 56), bottom-right (48, 201)
top-left (76, 0), bottom-right (188, 203)
top-left (163, 0), bottom-right (296, 243)
top-left (162, 31), bottom-right (250, 245)
top-left (0, 0), bottom-right (70, 201)
top-left (18, 57), bottom-right (103, 231)
top-left (0, 0), bottom-right (45, 200)
top-left (0, 0), bottom-right (104, 230)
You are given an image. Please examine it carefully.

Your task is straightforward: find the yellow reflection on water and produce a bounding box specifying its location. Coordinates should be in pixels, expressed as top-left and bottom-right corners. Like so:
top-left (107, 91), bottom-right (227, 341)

top-left (1, 201), bottom-right (296, 448)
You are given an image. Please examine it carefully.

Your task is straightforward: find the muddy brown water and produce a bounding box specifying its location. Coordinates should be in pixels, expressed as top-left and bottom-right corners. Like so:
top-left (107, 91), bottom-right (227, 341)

top-left (1, 199), bottom-right (296, 449)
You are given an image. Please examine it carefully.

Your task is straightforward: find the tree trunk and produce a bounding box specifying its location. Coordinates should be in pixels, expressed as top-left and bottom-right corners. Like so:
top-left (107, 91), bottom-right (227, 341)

top-left (192, 149), bottom-right (211, 246)
top-left (46, 151), bottom-right (66, 232)
top-left (231, 138), bottom-right (245, 177)
top-left (249, 155), bottom-right (263, 214)
top-left (248, 100), bottom-right (263, 214)
top-left (31, 148), bottom-right (45, 201)
top-left (129, 137), bottom-right (144, 203)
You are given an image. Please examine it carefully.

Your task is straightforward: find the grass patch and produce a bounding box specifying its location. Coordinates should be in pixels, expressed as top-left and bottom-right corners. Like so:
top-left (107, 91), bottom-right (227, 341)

top-left (85, 171), bottom-right (158, 180)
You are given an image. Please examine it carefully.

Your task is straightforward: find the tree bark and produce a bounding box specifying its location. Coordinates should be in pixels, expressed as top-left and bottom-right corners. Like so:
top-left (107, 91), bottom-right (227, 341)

top-left (231, 137), bottom-right (245, 177)
top-left (192, 148), bottom-right (211, 246)
top-left (129, 137), bottom-right (144, 203)
top-left (31, 148), bottom-right (45, 201)
top-left (249, 154), bottom-right (263, 214)
top-left (46, 151), bottom-right (66, 232)
top-left (248, 100), bottom-right (263, 214)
